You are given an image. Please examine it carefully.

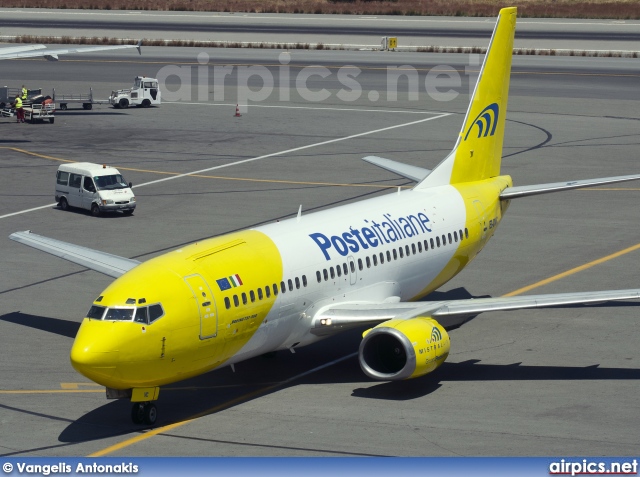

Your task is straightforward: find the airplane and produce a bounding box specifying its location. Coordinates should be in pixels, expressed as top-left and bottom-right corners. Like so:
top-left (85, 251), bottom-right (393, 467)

top-left (0, 40), bottom-right (142, 61)
top-left (9, 6), bottom-right (640, 426)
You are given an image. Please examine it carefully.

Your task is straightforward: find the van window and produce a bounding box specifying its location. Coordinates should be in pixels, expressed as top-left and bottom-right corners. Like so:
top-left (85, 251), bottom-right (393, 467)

top-left (69, 173), bottom-right (82, 188)
top-left (94, 174), bottom-right (129, 191)
top-left (83, 176), bottom-right (96, 193)
top-left (57, 171), bottom-right (69, 186)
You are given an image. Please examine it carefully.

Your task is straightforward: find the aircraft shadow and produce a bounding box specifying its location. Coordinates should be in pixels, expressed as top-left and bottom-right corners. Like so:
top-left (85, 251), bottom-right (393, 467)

top-left (57, 322), bottom-right (640, 444)
top-left (0, 311), bottom-right (79, 339)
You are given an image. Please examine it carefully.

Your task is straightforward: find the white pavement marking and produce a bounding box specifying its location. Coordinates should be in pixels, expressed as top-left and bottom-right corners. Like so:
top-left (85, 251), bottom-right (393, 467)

top-left (1, 112), bottom-right (450, 219)
top-left (165, 102), bottom-right (445, 115)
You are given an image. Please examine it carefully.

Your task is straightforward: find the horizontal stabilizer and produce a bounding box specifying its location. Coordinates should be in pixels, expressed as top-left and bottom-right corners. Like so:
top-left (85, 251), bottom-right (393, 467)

top-left (9, 230), bottom-right (140, 278)
top-left (362, 156), bottom-right (430, 182)
top-left (500, 174), bottom-right (640, 199)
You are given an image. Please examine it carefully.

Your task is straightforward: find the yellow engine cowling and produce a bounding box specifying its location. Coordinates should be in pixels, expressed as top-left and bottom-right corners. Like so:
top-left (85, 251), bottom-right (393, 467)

top-left (359, 317), bottom-right (450, 380)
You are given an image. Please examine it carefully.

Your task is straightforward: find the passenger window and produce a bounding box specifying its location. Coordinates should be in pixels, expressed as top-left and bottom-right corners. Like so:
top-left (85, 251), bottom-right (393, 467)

top-left (134, 307), bottom-right (149, 324)
top-left (465, 228), bottom-right (469, 239)
top-left (302, 275), bottom-right (307, 287)
top-left (69, 173), bottom-right (82, 188)
top-left (233, 295), bottom-right (239, 307)
top-left (343, 263), bottom-right (348, 275)
top-left (273, 284), bottom-right (279, 296)
top-left (366, 256), bottom-right (371, 268)
top-left (265, 286), bottom-right (271, 298)
top-left (448, 233), bottom-right (452, 244)
top-left (430, 238), bottom-right (435, 249)
top-left (258, 288), bottom-right (263, 300)
top-left (224, 297), bottom-right (231, 309)
top-left (412, 243), bottom-right (416, 254)
top-left (316, 271), bottom-right (322, 283)
top-left (405, 245), bottom-right (410, 256)
top-left (358, 259), bottom-right (363, 271)
top-left (295, 277), bottom-right (300, 289)
top-left (372, 254), bottom-right (377, 266)
top-left (436, 237), bottom-right (441, 247)
top-left (399, 248), bottom-right (404, 258)
top-left (330, 267), bottom-right (335, 279)
top-left (379, 252), bottom-right (384, 264)
top-left (57, 171), bottom-right (69, 186)
top-left (323, 269), bottom-right (329, 281)
top-left (387, 251), bottom-right (391, 261)
top-left (393, 249), bottom-right (397, 260)
top-left (350, 261), bottom-right (355, 273)
top-left (454, 231), bottom-right (458, 242)
top-left (242, 292), bottom-right (248, 305)
top-left (336, 265), bottom-right (342, 277)
top-left (280, 281), bottom-right (286, 293)
top-left (424, 239), bottom-right (428, 251)
top-left (250, 290), bottom-right (255, 302)
top-left (418, 241), bottom-right (422, 253)
top-left (149, 304), bottom-right (164, 322)
top-left (288, 279), bottom-right (293, 291)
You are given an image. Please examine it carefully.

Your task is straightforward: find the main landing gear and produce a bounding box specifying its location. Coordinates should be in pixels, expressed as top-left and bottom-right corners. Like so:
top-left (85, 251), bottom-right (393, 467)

top-left (131, 402), bottom-right (157, 425)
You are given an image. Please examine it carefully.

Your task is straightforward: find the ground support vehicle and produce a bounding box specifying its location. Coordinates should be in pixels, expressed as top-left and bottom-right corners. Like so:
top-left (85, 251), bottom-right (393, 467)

top-left (53, 87), bottom-right (110, 110)
top-left (24, 103), bottom-right (56, 123)
top-left (109, 77), bottom-right (160, 108)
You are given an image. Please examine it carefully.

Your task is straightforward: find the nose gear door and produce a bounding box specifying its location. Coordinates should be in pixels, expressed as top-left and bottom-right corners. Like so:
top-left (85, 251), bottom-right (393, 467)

top-left (185, 274), bottom-right (218, 339)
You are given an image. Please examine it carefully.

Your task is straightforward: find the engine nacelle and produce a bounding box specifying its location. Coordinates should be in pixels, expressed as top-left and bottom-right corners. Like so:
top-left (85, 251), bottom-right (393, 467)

top-left (359, 317), bottom-right (450, 380)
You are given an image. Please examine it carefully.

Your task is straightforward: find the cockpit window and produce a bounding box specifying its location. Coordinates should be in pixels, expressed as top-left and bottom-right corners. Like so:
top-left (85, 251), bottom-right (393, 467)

top-left (149, 304), bottom-right (164, 323)
top-left (86, 305), bottom-right (106, 320)
top-left (105, 308), bottom-right (134, 321)
top-left (134, 307), bottom-right (149, 324)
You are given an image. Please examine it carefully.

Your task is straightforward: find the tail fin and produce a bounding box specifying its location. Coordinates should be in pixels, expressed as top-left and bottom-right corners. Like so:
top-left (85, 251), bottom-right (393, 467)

top-left (415, 7), bottom-right (517, 189)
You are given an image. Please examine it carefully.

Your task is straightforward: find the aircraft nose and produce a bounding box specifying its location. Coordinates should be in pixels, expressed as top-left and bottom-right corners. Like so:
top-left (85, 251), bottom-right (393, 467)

top-left (70, 319), bottom-right (120, 386)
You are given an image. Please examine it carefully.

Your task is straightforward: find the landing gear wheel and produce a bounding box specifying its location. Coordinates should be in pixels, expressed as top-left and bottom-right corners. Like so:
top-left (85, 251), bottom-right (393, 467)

top-left (91, 203), bottom-right (100, 217)
top-left (143, 403), bottom-right (157, 425)
top-left (59, 197), bottom-right (69, 211)
top-left (131, 403), bottom-right (145, 424)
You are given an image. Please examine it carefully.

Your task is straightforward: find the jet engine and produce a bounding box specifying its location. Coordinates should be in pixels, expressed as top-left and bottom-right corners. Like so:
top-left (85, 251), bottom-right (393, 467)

top-left (359, 317), bottom-right (450, 380)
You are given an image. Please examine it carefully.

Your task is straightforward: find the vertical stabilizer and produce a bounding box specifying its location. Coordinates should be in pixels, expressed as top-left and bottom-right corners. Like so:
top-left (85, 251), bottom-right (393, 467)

top-left (415, 7), bottom-right (517, 188)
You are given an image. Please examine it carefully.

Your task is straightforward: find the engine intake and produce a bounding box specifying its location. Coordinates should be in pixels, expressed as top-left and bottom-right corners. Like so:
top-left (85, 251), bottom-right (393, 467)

top-left (359, 317), bottom-right (450, 380)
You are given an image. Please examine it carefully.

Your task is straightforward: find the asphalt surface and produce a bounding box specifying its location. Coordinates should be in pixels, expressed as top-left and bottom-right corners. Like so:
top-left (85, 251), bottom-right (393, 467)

top-left (2, 9), bottom-right (640, 50)
top-left (1, 45), bottom-right (639, 457)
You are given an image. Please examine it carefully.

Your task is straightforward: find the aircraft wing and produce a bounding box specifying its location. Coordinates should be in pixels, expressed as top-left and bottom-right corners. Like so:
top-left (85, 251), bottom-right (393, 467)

top-left (500, 174), bottom-right (640, 199)
top-left (362, 156), bottom-right (431, 182)
top-left (0, 41), bottom-right (142, 61)
top-left (310, 289), bottom-right (640, 336)
top-left (9, 231), bottom-right (140, 278)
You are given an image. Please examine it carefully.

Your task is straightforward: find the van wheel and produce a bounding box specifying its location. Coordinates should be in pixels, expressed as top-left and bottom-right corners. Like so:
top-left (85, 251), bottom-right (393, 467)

top-left (91, 204), bottom-right (101, 217)
top-left (119, 98), bottom-right (129, 109)
top-left (123, 209), bottom-right (134, 216)
top-left (59, 197), bottom-right (69, 211)
top-left (141, 99), bottom-right (151, 108)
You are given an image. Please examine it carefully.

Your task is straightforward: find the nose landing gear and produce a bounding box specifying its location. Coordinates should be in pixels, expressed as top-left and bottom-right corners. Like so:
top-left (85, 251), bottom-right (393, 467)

top-left (131, 402), bottom-right (157, 425)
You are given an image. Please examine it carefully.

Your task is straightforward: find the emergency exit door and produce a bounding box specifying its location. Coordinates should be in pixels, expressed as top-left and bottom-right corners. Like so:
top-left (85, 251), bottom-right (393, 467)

top-left (185, 274), bottom-right (218, 339)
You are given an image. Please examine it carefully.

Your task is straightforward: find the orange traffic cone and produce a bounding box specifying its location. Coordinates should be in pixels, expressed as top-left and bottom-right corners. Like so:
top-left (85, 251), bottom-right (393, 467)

top-left (234, 104), bottom-right (242, 117)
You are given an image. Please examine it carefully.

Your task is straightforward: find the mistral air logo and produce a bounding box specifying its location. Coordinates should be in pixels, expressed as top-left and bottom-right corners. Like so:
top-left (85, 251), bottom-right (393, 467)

top-left (309, 212), bottom-right (431, 261)
top-left (428, 326), bottom-right (442, 344)
top-left (464, 103), bottom-right (500, 141)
